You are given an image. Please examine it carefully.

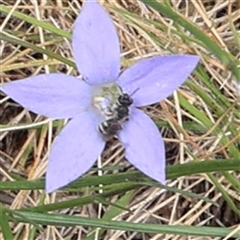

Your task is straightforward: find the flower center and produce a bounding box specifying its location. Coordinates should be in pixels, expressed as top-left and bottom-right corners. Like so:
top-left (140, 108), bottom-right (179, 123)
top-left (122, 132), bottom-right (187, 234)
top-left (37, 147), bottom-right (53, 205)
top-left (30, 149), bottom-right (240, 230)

top-left (92, 83), bottom-right (133, 139)
top-left (92, 82), bottom-right (122, 119)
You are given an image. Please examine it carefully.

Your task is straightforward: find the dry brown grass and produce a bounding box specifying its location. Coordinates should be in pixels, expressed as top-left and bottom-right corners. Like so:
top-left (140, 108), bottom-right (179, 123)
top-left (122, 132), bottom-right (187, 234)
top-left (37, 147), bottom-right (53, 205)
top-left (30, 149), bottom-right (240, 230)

top-left (1, 0), bottom-right (240, 239)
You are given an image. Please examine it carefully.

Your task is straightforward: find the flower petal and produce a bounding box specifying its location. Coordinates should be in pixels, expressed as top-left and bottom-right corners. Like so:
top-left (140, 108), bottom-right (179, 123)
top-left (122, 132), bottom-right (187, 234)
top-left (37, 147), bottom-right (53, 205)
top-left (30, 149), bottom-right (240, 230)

top-left (72, 1), bottom-right (120, 85)
top-left (118, 108), bottom-right (166, 184)
top-left (118, 55), bottom-right (199, 106)
top-left (46, 111), bottom-right (105, 193)
top-left (1, 74), bottom-right (91, 119)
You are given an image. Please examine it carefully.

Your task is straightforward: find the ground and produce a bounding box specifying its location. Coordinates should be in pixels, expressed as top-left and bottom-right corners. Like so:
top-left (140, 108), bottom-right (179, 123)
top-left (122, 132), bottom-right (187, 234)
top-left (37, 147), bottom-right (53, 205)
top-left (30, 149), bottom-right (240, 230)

top-left (0, 0), bottom-right (240, 239)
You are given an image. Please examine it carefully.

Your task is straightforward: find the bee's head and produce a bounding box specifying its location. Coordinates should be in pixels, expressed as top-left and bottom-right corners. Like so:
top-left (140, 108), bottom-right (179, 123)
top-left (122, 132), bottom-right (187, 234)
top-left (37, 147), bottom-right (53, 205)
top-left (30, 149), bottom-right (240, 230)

top-left (118, 94), bottom-right (133, 106)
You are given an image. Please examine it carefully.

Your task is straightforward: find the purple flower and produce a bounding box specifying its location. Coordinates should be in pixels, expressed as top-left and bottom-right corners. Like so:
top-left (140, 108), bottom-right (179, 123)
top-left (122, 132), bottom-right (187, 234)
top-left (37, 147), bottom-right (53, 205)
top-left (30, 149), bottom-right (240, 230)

top-left (1, 2), bottom-right (199, 193)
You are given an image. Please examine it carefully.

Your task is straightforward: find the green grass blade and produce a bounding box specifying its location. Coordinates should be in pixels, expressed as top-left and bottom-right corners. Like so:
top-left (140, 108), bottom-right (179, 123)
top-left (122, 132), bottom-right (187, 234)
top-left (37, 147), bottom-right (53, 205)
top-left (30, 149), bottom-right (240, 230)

top-left (12, 211), bottom-right (240, 238)
top-left (208, 173), bottom-right (240, 217)
top-left (0, 31), bottom-right (75, 67)
top-left (84, 191), bottom-right (133, 240)
top-left (0, 4), bottom-right (71, 39)
top-left (1, 159), bottom-right (239, 191)
top-left (21, 183), bottom-right (138, 213)
top-left (0, 205), bottom-right (14, 240)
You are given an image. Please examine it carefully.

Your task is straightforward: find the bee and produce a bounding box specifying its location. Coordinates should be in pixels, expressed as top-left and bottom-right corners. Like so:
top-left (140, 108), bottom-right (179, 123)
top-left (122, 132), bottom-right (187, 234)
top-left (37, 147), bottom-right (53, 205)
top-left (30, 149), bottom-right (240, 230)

top-left (115, 93), bottom-right (133, 121)
top-left (98, 88), bottom-right (139, 139)
top-left (98, 119), bottom-right (122, 139)
top-left (98, 105), bottom-right (129, 139)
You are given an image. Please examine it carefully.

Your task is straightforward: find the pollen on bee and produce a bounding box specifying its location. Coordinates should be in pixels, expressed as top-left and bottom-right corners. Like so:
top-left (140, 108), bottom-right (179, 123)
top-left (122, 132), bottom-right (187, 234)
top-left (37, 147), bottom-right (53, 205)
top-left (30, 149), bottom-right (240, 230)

top-left (93, 96), bottom-right (111, 114)
top-left (93, 96), bottom-right (105, 108)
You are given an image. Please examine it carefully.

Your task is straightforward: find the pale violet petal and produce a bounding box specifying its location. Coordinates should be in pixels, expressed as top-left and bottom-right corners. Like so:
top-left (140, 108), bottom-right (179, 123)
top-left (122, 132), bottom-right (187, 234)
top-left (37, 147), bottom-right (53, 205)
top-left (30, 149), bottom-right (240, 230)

top-left (72, 1), bottom-right (120, 85)
top-left (118, 55), bottom-right (200, 106)
top-left (118, 108), bottom-right (166, 184)
top-left (46, 111), bottom-right (105, 193)
top-left (1, 74), bottom-right (91, 119)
